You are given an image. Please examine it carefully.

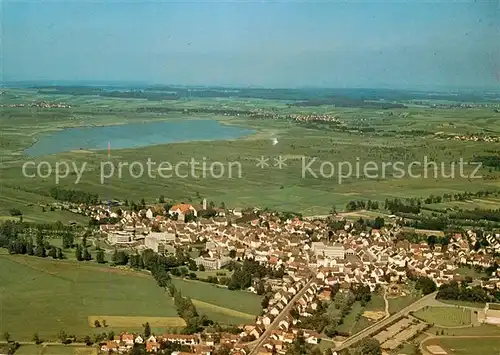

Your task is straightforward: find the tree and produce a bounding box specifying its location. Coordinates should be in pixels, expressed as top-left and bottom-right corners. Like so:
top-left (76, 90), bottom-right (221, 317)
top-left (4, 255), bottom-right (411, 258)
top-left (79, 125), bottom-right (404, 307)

top-left (372, 216), bottom-right (385, 229)
top-left (3, 332), bottom-right (10, 342)
top-left (83, 247), bottom-right (91, 261)
top-left (198, 264), bottom-right (205, 272)
top-left (256, 281), bottom-right (266, 295)
top-left (143, 322), bottom-right (151, 338)
top-left (32, 333), bottom-right (41, 344)
top-left (58, 330), bottom-right (68, 343)
top-left (26, 239), bottom-right (34, 255)
top-left (48, 247), bottom-right (57, 259)
top-left (184, 211), bottom-right (196, 223)
top-left (34, 244), bottom-right (46, 258)
top-left (83, 335), bottom-right (92, 345)
top-left (62, 232), bottom-right (74, 249)
top-left (415, 276), bottom-right (437, 295)
top-left (112, 250), bottom-right (129, 265)
top-left (94, 320), bottom-right (101, 328)
top-left (107, 331), bottom-right (115, 341)
top-left (188, 259), bottom-right (198, 271)
top-left (352, 338), bottom-right (382, 355)
top-left (9, 208), bottom-right (22, 217)
top-left (56, 248), bottom-right (64, 259)
top-left (75, 244), bottom-right (83, 261)
top-left (96, 249), bottom-right (105, 264)
top-left (158, 195), bottom-right (165, 203)
top-left (330, 205), bottom-right (337, 215)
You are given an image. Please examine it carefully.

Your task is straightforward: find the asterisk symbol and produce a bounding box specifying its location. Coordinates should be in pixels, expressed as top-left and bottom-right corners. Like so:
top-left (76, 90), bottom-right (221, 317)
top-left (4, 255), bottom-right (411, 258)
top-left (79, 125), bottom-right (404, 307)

top-left (256, 156), bottom-right (269, 169)
top-left (274, 156), bottom-right (287, 169)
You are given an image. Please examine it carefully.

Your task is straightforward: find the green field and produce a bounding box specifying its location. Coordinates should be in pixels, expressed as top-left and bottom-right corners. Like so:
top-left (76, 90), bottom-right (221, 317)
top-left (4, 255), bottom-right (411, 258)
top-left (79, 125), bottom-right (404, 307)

top-left (439, 299), bottom-right (487, 309)
top-left (413, 306), bottom-right (472, 327)
top-left (388, 294), bottom-right (420, 315)
top-left (1, 88), bottom-right (500, 221)
top-left (423, 198), bottom-right (500, 212)
top-left (335, 301), bottom-right (365, 334)
top-left (424, 337), bottom-right (500, 355)
top-left (337, 293), bottom-right (387, 335)
top-left (455, 266), bottom-right (489, 279)
top-left (13, 345), bottom-right (98, 355)
top-left (428, 324), bottom-right (500, 337)
top-left (0, 253), bottom-right (261, 341)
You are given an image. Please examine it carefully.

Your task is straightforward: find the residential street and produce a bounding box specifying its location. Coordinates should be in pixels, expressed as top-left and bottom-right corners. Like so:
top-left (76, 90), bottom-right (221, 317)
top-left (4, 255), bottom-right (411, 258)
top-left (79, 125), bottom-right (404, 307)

top-left (248, 277), bottom-right (316, 355)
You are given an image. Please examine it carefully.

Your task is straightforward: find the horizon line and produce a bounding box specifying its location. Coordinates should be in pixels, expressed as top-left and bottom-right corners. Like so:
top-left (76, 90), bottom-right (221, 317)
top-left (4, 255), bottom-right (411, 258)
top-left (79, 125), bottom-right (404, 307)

top-left (1, 80), bottom-right (499, 93)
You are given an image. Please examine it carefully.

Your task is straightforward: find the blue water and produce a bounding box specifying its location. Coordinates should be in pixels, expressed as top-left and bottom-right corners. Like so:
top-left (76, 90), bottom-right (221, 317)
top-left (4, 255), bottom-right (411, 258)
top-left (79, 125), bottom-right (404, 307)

top-left (25, 120), bottom-right (255, 157)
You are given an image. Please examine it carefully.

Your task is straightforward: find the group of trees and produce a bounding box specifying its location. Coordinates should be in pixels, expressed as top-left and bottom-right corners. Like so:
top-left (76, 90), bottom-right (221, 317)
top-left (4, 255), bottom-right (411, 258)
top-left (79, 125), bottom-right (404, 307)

top-left (49, 187), bottom-right (99, 205)
top-left (128, 199), bottom-right (147, 212)
top-left (298, 284), bottom-right (355, 337)
top-left (227, 259), bottom-right (285, 290)
top-left (344, 190), bottom-right (500, 217)
top-left (448, 208), bottom-right (500, 223)
top-left (284, 331), bottom-right (322, 355)
top-left (345, 200), bottom-right (380, 212)
top-left (402, 216), bottom-right (450, 231)
top-left (111, 249), bottom-right (130, 265)
top-left (474, 155), bottom-right (500, 170)
top-left (6, 232), bottom-right (64, 260)
top-left (421, 189), bottom-right (499, 206)
top-left (9, 208), bottom-right (22, 217)
top-left (413, 276), bottom-right (437, 295)
top-left (75, 244), bottom-right (92, 261)
top-left (426, 235), bottom-right (451, 248)
top-left (346, 338), bottom-right (382, 355)
top-left (384, 198), bottom-right (421, 214)
top-left (0, 220), bottom-right (99, 263)
top-left (436, 281), bottom-right (500, 303)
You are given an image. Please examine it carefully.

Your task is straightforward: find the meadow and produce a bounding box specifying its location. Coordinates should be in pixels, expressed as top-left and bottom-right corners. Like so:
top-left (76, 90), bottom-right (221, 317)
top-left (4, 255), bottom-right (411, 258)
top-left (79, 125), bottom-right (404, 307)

top-left (388, 295), bottom-right (421, 315)
top-left (2, 88), bottom-right (500, 222)
top-left (13, 344), bottom-right (98, 355)
top-left (0, 252), bottom-right (262, 341)
top-left (423, 337), bottom-right (500, 355)
top-left (413, 306), bottom-right (472, 327)
top-left (336, 293), bottom-right (386, 335)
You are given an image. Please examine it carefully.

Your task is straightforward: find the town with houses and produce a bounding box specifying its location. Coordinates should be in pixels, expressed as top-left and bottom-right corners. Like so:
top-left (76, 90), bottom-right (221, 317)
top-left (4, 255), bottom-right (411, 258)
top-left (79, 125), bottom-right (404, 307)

top-left (50, 197), bottom-right (500, 355)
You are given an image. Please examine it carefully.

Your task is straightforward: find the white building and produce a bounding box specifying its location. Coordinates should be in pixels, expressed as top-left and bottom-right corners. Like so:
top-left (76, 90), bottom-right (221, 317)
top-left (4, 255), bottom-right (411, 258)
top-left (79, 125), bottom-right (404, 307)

top-left (107, 231), bottom-right (132, 244)
top-left (194, 256), bottom-right (231, 270)
top-left (311, 242), bottom-right (345, 259)
top-left (144, 232), bottom-right (175, 253)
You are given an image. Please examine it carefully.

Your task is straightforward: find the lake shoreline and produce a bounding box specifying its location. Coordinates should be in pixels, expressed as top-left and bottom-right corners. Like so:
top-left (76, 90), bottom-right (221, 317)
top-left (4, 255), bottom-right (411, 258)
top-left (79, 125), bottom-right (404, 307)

top-left (24, 118), bottom-right (256, 157)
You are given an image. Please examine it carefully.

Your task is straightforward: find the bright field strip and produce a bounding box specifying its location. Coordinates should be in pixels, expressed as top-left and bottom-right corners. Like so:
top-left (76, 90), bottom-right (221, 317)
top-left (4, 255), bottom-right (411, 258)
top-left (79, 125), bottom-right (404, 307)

top-left (87, 315), bottom-right (186, 328)
top-left (413, 306), bottom-right (472, 327)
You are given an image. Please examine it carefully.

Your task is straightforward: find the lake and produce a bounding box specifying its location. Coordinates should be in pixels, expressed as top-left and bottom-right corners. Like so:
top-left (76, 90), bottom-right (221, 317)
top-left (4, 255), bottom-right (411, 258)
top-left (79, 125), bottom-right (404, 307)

top-left (25, 120), bottom-right (255, 157)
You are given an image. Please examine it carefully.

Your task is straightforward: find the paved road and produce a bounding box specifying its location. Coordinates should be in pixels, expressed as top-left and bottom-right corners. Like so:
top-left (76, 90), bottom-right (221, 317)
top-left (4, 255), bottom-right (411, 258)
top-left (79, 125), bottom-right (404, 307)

top-left (248, 277), bottom-right (316, 355)
top-left (336, 291), bottom-right (438, 351)
top-left (382, 287), bottom-right (389, 319)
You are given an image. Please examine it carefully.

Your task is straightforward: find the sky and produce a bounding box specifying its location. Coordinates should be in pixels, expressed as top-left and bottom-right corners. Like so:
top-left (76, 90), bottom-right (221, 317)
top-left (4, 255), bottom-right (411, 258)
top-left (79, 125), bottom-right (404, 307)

top-left (2, 0), bottom-right (500, 89)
